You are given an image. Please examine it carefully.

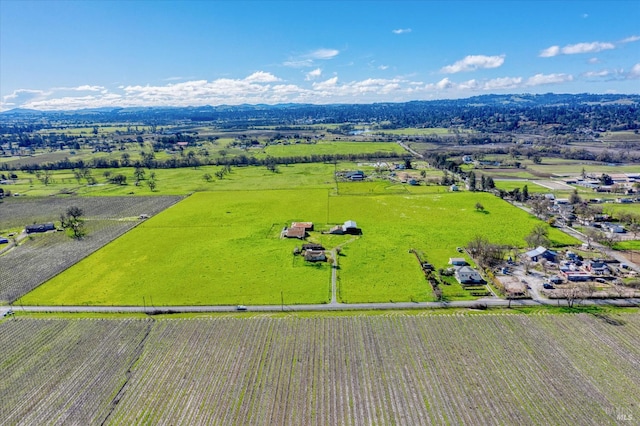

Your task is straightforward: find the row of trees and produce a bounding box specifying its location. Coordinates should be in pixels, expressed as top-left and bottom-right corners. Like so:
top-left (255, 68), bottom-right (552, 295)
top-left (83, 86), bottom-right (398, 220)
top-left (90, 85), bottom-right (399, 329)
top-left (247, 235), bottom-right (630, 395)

top-left (4, 151), bottom-right (408, 173)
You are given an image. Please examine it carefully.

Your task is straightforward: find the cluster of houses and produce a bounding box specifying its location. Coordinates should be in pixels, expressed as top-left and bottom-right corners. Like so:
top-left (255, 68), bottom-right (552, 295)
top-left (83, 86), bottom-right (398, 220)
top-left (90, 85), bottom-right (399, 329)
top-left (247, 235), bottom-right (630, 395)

top-left (564, 173), bottom-right (640, 194)
top-left (282, 220), bottom-right (362, 263)
top-left (545, 195), bottom-right (631, 232)
top-left (525, 245), bottom-right (621, 283)
top-left (282, 220), bottom-right (362, 239)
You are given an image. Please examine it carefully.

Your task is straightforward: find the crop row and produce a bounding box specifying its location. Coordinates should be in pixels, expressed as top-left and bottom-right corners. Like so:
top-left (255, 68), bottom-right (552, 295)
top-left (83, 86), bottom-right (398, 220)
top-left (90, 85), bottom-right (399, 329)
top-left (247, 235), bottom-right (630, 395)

top-left (0, 318), bottom-right (151, 425)
top-left (0, 195), bottom-right (184, 229)
top-left (0, 220), bottom-right (139, 303)
top-left (2, 313), bottom-right (639, 425)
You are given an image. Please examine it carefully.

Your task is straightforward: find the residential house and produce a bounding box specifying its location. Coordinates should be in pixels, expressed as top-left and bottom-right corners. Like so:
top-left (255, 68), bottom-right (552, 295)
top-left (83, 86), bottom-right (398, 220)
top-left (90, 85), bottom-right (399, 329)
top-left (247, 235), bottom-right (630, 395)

top-left (587, 260), bottom-right (609, 275)
top-left (346, 171), bottom-right (365, 181)
top-left (454, 266), bottom-right (485, 285)
top-left (304, 250), bottom-right (326, 262)
top-left (449, 258), bottom-right (468, 266)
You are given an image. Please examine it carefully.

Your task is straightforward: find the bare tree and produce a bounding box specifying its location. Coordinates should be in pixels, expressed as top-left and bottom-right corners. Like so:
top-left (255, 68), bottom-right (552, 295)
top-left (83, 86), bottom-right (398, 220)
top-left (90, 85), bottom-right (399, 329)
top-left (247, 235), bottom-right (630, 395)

top-left (560, 284), bottom-right (584, 308)
top-left (525, 224), bottom-right (550, 248)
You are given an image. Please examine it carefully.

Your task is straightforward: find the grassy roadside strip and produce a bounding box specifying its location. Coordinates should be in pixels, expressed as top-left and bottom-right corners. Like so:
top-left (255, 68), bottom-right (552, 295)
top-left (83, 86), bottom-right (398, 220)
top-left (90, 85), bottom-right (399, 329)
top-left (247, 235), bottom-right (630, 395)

top-left (4, 305), bottom-right (638, 321)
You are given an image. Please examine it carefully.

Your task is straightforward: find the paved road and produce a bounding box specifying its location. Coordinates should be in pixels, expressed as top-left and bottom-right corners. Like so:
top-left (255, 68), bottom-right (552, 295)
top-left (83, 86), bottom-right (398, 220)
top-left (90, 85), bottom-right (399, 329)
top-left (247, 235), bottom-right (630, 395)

top-left (9, 297), bottom-right (640, 315)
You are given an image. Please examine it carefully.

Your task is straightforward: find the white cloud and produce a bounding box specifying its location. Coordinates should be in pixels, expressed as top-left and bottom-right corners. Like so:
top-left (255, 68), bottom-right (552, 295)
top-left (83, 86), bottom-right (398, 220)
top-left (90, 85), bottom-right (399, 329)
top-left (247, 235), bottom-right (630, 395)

top-left (312, 76), bottom-right (339, 91)
top-left (284, 48), bottom-right (339, 68)
top-left (307, 48), bottom-right (339, 60)
top-left (435, 78), bottom-right (453, 90)
top-left (526, 73), bottom-right (573, 86)
top-left (305, 68), bottom-right (322, 80)
top-left (541, 40), bottom-right (616, 57)
top-left (440, 55), bottom-right (505, 73)
top-left (620, 35), bottom-right (640, 44)
top-left (539, 45), bottom-right (561, 58)
top-left (587, 57), bottom-right (600, 64)
top-left (392, 28), bottom-right (412, 34)
top-left (0, 69), bottom-right (589, 111)
top-left (283, 59), bottom-right (314, 68)
top-left (482, 77), bottom-right (523, 90)
top-left (583, 70), bottom-right (611, 78)
top-left (73, 85), bottom-right (105, 92)
top-left (629, 64), bottom-right (640, 79)
top-left (378, 65), bottom-right (389, 70)
top-left (244, 71), bottom-right (281, 83)
top-left (562, 42), bottom-right (615, 55)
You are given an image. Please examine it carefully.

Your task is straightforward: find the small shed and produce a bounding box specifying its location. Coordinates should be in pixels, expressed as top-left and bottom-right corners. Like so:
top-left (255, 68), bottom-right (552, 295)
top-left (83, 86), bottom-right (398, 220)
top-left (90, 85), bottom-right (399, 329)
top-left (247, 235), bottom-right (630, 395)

top-left (284, 227), bottom-right (307, 239)
top-left (449, 257), bottom-right (468, 266)
top-left (342, 220), bottom-right (362, 235)
top-left (292, 222), bottom-right (314, 231)
top-left (328, 225), bottom-right (344, 235)
top-left (302, 243), bottom-right (324, 251)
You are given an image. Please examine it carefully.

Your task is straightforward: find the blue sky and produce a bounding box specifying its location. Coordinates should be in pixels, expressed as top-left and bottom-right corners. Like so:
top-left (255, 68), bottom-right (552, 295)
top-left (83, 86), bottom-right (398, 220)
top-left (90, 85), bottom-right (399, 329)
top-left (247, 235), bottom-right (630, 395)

top-left (1, 0), bottom-right (639, 110)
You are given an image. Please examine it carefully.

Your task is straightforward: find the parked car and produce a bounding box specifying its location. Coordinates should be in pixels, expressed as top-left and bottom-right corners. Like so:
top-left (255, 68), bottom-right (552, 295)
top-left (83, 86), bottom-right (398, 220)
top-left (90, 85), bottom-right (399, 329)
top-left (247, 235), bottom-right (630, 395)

top-left (543, 283), bottom-right (555, 290)
top-left (236, 305), bottom-right (247, 311)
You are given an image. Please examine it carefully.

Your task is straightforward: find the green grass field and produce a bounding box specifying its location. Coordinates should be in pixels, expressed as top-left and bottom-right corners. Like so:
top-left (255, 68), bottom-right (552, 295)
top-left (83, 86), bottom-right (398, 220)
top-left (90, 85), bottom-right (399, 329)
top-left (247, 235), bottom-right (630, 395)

top-left (260, 140), bottom-right (405, 158)
top-left (19, 190), bottom-right (334, 306)
top-left (18, 188), bottom-right (578, 306)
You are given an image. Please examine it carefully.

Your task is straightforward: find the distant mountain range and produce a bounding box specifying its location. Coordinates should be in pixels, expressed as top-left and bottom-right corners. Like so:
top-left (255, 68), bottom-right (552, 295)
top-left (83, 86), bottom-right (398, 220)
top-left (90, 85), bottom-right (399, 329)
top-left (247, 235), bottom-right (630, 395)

top-left (2, 93), bottom-right (639, 130)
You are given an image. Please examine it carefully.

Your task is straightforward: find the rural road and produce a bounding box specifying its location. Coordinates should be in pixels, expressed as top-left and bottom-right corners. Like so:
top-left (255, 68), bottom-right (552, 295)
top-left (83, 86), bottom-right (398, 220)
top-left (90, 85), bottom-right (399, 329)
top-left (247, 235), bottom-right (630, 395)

top-left (9, 297), bottom-right (640, 315)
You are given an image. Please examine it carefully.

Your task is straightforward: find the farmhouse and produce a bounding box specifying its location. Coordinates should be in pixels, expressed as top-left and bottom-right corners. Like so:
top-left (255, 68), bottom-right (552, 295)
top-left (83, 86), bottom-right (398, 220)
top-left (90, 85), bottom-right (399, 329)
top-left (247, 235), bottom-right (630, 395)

top-left (25, 222), bottom-right (56, 234)
top-left (587, 260), bottom-right (609, 275)
top-left (525, 246), bottom-right (557, 262)
top-left (346, 171), bottom-right (365, 181)
top-left (454, 266), bottom-right (485, 285)
top-left (304, 250), bottom-right (327, 262)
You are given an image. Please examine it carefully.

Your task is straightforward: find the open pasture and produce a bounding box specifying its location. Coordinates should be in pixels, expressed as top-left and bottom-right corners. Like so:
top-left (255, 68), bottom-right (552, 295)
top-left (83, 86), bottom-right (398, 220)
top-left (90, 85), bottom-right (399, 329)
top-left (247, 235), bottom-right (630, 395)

top-left (19, 190), bottom-right (334, 306)
top-left (329, 191), bottom-right (576, 303)
top-left (260, 140), bottom-right (405, 158)
top-left (19, 189), bottom-right (577, 306)
top-left (2, 163), bottom-right (339, 196)
top-left (2, 313), bottom-right (639, 425)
